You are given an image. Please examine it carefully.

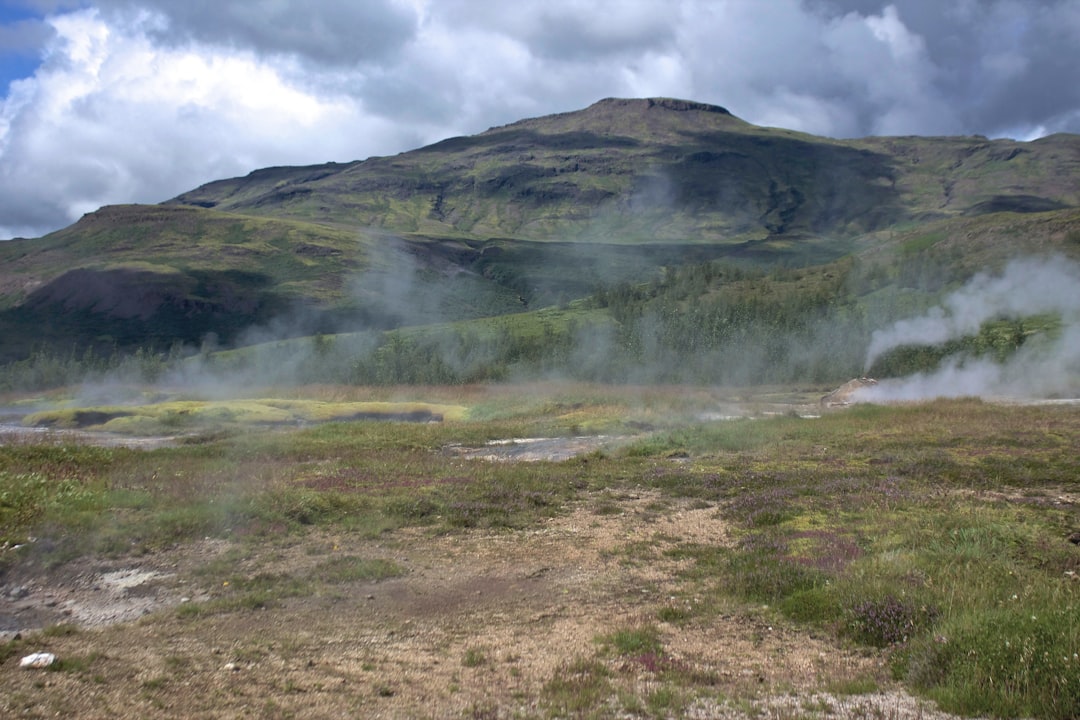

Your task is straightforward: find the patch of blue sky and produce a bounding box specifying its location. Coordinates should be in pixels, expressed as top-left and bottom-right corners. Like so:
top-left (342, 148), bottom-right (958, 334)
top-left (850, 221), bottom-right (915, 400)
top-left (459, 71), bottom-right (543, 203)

top-left (0, 4), bottom-right (47, 97)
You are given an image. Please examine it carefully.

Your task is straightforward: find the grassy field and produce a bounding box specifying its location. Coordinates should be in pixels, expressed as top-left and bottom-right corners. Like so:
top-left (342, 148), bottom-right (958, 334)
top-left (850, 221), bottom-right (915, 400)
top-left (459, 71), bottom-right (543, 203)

top-left (1, 384), bottom-right (1077, 718)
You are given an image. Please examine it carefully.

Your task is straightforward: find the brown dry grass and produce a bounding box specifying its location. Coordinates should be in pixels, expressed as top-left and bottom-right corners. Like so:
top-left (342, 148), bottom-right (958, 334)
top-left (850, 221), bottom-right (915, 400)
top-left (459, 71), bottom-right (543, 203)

top-left (1, 491), bottom-right (959, 719)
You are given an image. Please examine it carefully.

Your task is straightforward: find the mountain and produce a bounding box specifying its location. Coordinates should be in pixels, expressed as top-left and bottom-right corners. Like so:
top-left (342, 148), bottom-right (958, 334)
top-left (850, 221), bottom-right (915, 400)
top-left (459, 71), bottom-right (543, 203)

top-left (172, 97), bottom-right (1079, 241)
top-left (1, 97), bottom-right (1078, 364)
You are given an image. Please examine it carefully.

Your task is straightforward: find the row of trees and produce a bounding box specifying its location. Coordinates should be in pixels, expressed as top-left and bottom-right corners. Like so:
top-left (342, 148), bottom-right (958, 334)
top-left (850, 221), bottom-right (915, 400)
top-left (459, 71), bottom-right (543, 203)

top-left (0, 253), bottom-right (1044, 392)
top-left (0, 344), bottom-right (185, 393)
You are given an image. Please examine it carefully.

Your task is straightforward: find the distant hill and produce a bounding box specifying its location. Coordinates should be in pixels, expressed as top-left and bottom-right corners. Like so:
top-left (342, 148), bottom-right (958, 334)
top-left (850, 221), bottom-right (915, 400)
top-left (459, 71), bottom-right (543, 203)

top-left (1, 97), bottom-right (1078, 365)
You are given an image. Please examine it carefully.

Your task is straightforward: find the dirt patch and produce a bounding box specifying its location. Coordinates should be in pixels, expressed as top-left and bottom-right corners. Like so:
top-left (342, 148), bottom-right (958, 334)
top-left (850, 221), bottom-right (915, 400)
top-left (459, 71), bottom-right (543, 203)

top-left (0, 494), bottom-right (965, 718)
top-left (0, 541), bottom-right (229, 637)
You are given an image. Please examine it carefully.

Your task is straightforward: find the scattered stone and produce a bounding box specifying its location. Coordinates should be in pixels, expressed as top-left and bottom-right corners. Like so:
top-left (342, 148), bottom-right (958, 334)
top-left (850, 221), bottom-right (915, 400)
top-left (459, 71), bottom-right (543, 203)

top-left (20, 652), bottom-right (57, 669)
top-left (9, 585), bottom-right (30, 600)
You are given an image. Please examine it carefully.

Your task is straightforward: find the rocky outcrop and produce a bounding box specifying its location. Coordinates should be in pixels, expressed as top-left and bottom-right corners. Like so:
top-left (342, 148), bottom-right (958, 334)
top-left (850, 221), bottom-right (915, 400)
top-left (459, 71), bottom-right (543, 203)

top-left (820, 377), bottom-right (877, 407)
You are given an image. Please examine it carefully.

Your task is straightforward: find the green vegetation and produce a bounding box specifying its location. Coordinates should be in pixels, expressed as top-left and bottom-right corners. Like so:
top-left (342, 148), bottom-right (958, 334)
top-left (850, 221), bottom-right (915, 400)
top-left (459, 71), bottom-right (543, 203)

top-left (2, 99), bottom-right (1079, 716)
top-left (462, 647), bottom-right (488, 668)
top-left (868, 314), bottom-right (1061, 378)
top-left (2, 393), bottom-right (1076, 717)
top-left (7, 247), bottom-right (1069, 391)
top-left (2, 99), bottom-right (1079, 376)
top-left (628, 400), bottom-right (1080, 720)
top-left (20, 398), bottom-right (466, 434)
top-left (542, 657), bottom-right (614, 717)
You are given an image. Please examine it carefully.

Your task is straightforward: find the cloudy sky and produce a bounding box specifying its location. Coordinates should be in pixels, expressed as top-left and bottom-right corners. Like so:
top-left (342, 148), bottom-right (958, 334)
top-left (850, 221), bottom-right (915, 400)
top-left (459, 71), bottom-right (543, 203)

top-left (1, 0), bottom-right (1079, 239)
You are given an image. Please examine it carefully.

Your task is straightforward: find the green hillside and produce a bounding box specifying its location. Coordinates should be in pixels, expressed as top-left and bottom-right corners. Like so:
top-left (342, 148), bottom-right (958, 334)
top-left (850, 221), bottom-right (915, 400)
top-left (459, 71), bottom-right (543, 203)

top-left (0, 97), bottom-right (1078, 380)
top-left (172, 98), bottom-right (1080, 242)
top-left (177, 99), bottom-right (864, 242)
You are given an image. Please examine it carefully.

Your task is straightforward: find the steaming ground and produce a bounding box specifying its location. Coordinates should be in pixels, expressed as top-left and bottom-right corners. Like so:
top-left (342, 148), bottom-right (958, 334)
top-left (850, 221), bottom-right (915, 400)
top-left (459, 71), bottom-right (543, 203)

top-left (8, 254), bottom-right (1080, 426)
top-left (0, 423), bottom-right (183, 449)
top-left (857, 256), bottom-right (1080, 403)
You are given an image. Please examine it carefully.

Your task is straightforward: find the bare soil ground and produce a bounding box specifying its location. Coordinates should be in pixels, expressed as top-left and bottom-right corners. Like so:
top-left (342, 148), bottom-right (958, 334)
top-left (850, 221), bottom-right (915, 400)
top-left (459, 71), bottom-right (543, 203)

top-left (2, 479), bottom-right (969, 719)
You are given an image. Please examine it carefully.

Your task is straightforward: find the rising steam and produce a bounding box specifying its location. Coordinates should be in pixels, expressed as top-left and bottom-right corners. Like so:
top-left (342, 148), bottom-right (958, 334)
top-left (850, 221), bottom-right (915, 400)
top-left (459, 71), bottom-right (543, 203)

top-left (856, 256), bottom-right (1080, 402)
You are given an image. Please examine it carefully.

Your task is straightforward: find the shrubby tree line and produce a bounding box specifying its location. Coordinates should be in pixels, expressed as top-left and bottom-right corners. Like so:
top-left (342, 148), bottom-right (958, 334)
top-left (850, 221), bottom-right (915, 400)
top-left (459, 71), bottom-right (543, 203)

top-left (0, 252), bottom-right (1045, 392)
top-left (586, 260), bottom-right (869, 383)
top-left (0, 343), bottom-right (185, 393)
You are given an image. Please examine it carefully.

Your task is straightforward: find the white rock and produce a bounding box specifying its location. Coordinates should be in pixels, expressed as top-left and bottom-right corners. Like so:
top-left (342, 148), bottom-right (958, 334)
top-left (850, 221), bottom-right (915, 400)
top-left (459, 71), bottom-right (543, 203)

top-left (20, 652), bottom-right (57, 669)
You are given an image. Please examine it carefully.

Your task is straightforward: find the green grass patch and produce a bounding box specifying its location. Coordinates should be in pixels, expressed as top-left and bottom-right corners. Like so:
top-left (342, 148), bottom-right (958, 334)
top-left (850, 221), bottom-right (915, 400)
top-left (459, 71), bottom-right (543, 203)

top-left (632, 400), bottom-right (1080, 718)
top-left (542, 657), bottom-right (614, 718)
top-left (900, 599), bottom-right (1080, 720)
top-left (50, 651), bottom-right (104, 674)
top-left (825, 675), bottom-right (880, 696)
top-left (596, 624), bottom-right (664, 657)
top-left (307, 555), bottom-right (405, 584)
top-left (462, 647), bottom-right (488, 668)
top-left (900, 231), bottom-right (944, 255)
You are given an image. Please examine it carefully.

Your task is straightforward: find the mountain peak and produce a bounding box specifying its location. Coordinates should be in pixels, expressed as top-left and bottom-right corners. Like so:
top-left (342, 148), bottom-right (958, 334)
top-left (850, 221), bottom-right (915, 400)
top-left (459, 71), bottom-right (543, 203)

top-left (589, 97), bottom-right (732, 115)
top-left (484, 96), bottom-right (745, 138)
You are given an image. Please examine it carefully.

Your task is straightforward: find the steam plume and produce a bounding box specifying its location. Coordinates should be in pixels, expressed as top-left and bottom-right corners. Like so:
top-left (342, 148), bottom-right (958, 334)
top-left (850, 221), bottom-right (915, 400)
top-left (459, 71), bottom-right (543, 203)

top-left (858, 256), bottom-right (1080, 402)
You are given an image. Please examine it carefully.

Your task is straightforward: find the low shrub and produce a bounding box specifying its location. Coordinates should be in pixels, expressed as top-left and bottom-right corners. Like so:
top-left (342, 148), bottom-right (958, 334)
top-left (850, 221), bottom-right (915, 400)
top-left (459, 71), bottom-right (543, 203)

top-left (846, 595), bottom-right (940, 647)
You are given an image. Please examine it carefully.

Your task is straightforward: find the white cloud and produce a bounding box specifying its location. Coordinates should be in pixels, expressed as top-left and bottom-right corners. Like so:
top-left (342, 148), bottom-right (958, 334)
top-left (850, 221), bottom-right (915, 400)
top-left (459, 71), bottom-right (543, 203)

top-left (865, 4), bottom-right (923, 60)
top-left (619, 52), bottom-right (691, 101)
top-left (1, 0), bottom-right (1078, 239)
top-left (0, 8), bottom-right (407, 238)
top-left (750, 90), bottom-right (856, 137)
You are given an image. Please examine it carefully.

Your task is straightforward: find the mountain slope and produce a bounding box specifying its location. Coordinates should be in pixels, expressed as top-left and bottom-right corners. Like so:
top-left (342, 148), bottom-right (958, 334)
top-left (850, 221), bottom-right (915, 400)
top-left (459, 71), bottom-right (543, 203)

top-left (1, 97), bottom-right (1079, 365)
top-left (171, 97), bottom-right (1080, 242)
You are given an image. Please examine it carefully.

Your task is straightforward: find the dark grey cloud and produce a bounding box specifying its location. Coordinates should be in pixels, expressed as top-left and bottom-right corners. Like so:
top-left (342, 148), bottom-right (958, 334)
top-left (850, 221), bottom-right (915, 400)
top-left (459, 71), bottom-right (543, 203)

top-left (446, 0), bottom-right (680, 62)
top-left (97, 0), bottom-right (419, 65)
top-left (812, 0), bottom-right (1080, 136)
top-left (527, 10), bottom-right (676, 62)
